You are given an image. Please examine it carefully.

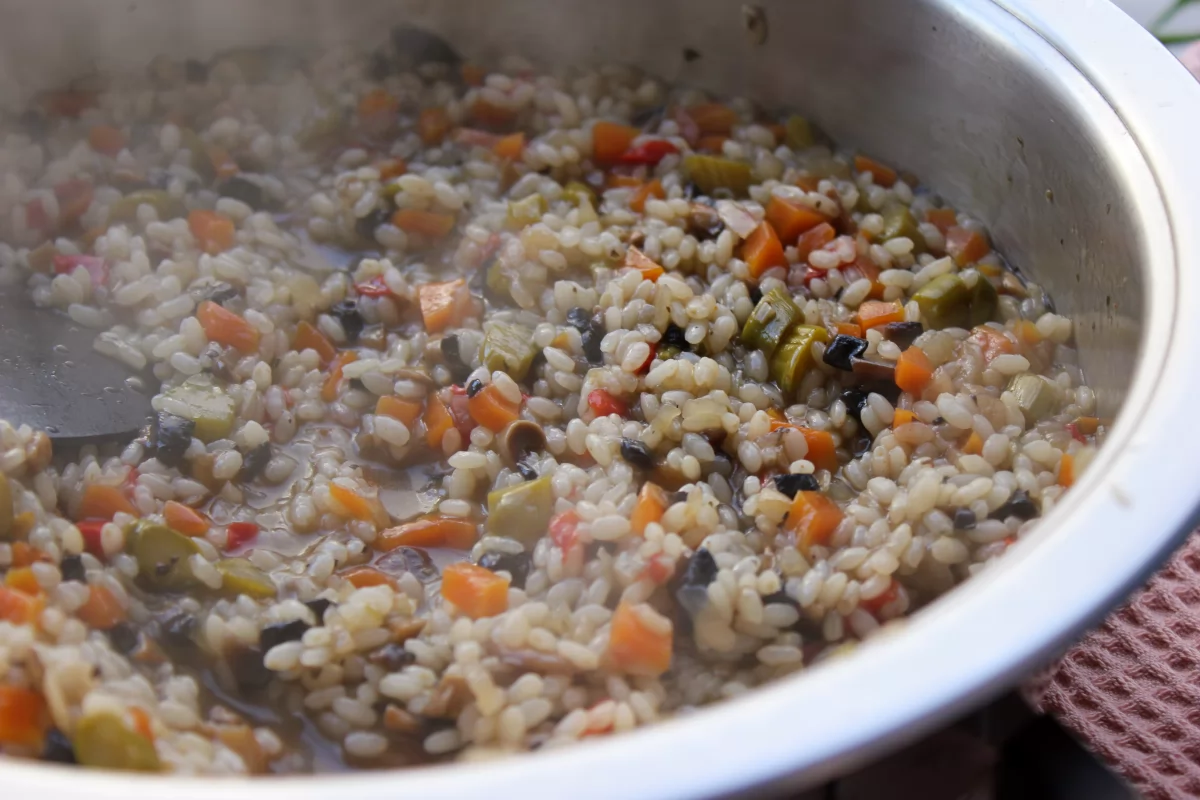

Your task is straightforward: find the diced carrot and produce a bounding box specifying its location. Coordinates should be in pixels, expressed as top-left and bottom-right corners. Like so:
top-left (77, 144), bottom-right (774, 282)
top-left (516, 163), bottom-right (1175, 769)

top-left (493, 132), bottom-right (525, 160)
top-left (797, 428), bottom-right (838, 473)
top-left (795, 175), bottom-right (822, 193)
top-left (1074, 417), bottom-right (1101, 436)
top-left (859, 578), bottom-right (900, 615)
top-left (470, 98), bottom-right (517, 129)
top-left (1058, 453), bottom-right (1075, 488)
top-left (187, 210), bottom-right (236, 255)
top-left (696, 134), bottom-right (729, 153)
top-left (128, 706), bottom-right (154, 742)
top-left (341, 566), bottom-right (398, 590)
top-left (4, 568), bottom-right (40, 596)
top-left (207, 146), bottom-right (239, 180)
top-left (329, 483), bottom-right (387, 526)
top-left (629, 179), bottom-right (665, 214)
top-left (945, 226), bottom-right (990, 266)
top-left (88, 125), bottom-right (127, 157)
top-left (0, 685), bottom-right (48, 747)
top-left (357, 88), bottom-right (398, 121)
top-left (742, 221), bottom-right (787, 280)
top-left (55, 179), bottom-right (94, 225)
top-left (392, 209), bottom-right (456, 241)
top-left (592, 121), bottom-right (640, 165)
top-left (10, 513), bottom-right (34, 542)
top-left (441, 562), bottom-right (510, 619)
top-left (0, 587), bottom-right (43, 626)
top-left (765, 196), bottom-right (827, 245)
top-left (78, 483), bottom-right (135, 521)
top-left (1013, 319), bottom-right (1043, 350)
top-left (962, 431), bottom-right (983, 456)
top-left (856, 300), bottom-right (906, 330)
top-left (895, 346), bottom-right (934, 395)
top-left (796, 222), bottom-right (837, 261)
top-left (376, 396), bottom-right (424, 427)
top-left (968, 326), bottom-right (1015, 364)
top-left (625, 246), bottom-right (664, 282)
top-left (607, 601), bottom-right (673, 677)
top-left (766, 123), bottom-right (788, 145)
top-left (376, 515), bottom-right (478, 551)
top-left (835, 322), bottom-right (864, 338)
top-left (321, 351), bottom-right (358, 403)
top-left (197, 300), bottom-right (260, 353)
top-left (892, 409), bottom-right (916, 427)
top-left (467, 384), bottom-right (521, 432)
top-left (605, 174), bottom-right (643, 189)
top-left (293, 320), bottom-right (337, 367)
top-left (785, 491), bottom-right (845, 553)
top-left (631, 482), bottom-right (668, 536)
top-left (424, 394), bottom-right (456, 449)
top-left (418, 107), bottom-right (453, 145)
top-left (926, 207), bottom-right (957, 234)
top-left (418, 279), bottom-right (471, 333)
top-left (10, 543), bottom-right (48, 568)
top-left (687, 103), bottom-right (738, 135)
top-left (164, 500), bottom-right (210, 537)
top-left (854, 154), bottom-right (897, 188)
top-left (76, 584), bottom-right (126, 630)
top-left (378, 159), bottom-right (407, 180)
top-left (461, 63), bottom-right (486, 87)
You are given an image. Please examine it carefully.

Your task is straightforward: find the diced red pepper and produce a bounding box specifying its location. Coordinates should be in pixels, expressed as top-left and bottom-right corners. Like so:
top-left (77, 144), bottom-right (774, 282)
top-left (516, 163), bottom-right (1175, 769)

top-left (637, 341), bottom-right (658, 373)
top-left (642, 554), bottom-right (673, 584)
top-left (53, 254), bottom-right (109, 289)
top-left (860, 578), bottom-right (900, 616)
top-left (587, 389), bottom-right (628, 418)
top-left (225, 521), bottom-right (259, 551)
top-left (77, 519), bottom-right (107, 560)
top-left (1065, 422), bottom-right (1087, 444)
top-left (355, 277), bottom-right (394, 298)
top-left (619, 140), bottom-right (679, 166)
top-left (549, 510), bottom-right (581, 552)
top-left (449, 392), bottom-right (475, 440)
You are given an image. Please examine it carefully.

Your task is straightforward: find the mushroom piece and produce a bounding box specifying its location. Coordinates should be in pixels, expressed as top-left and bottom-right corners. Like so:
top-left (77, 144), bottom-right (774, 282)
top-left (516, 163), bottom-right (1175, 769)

top-left (497, 419), bottom-right (546, 467)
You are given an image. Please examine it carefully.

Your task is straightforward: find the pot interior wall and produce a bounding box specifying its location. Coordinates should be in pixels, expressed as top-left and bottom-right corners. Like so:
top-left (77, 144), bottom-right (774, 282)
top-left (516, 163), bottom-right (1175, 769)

top-left (0, 0), bottom-right (1143, 417)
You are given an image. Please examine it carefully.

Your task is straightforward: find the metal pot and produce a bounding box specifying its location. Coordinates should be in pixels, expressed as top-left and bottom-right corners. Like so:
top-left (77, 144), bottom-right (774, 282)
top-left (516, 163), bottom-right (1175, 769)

top-left (2, 0), bottom-right (1199, 796)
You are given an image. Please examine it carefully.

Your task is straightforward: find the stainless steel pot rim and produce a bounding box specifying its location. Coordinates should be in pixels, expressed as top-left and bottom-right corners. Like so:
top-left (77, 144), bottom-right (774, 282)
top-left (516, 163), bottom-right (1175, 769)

top-left (6, 0), bottom-right (1200, 796)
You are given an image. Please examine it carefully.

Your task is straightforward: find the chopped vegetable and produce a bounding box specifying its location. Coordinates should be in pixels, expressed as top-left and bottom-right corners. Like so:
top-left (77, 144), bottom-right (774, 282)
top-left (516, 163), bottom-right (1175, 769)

top-left (962, 431), bottom-right (983, 455)
top-left (822, 334), bottom-right (868, 371)
top-left (892, 409), bottom-right (917, 428)
top-left (159, 376), bottom-right (237, 441)
top-left (493, 132), bottom-right (525, 160)
top-left (687, 103), bottom-right (738, 135)
top-left (969, 326), bottom-right (1015, 363)
top-left (619, 140), bottom-right (678, 166)
top-left (1007, 374), bottom-right (1062, 423)
top-left (341, 566), bottom-right (397, 589)
top-left (321, 351), bottom-right (358, 403)
top-left (188, 209), bottom-right (236, 254)
top-left (989, 489), bottom-right (1038, 521)
top-left (54, 178), bottom-right (94, 225)
top-left (1058, 453), bottom-right (1075, 488)
top-left (131, 522), bottom-right (201, 593)
top-left (683, 154), bottom-right (752, 195)
top-left (926, 207), bottom-right (958, 233)
top-left (0, 586), bottom-right (43, 626)
top-left (88, 125), bottom-right (127, 156)
top-left (107, 189), bottom-right (185, 225)
top-left (786, 490), bottom-right (845, 553)
top-left (631, 482), bottom-right (668, 536)
top-left (592, 121), bottom-right (641, 164)
top-left (357, 87), bottom-right (398, 121)
top-left (481, 322), bottom-right (538, 381)
top-left (377, 515), bottom-right (477, 551)
top-left (895, 346), bottom-right (934, 396)
top-left (587, 389), bottom-right (627, 418)
top-left (854, 154), bottom-right (897, 187)
top-left (164, 501), bottom-right (209, 536)
top-left (856, 300), bottom-right (906, 330)
top-left (392, 208), bottom-right (455, 240)
top-left (468, 384), bottom-right (521, 431)
top-left (796, 221), bottom-right (837, 261)
top-left (770, 324), bottom-right (829, 394)
top-left (293, 320), bottom-right (336, 366)
top-left (772, 473), bottom-right (820, 498)
top-left (376, 396), bottom-right (423, 427)
top-left (607, 601), bottom-right (672, 677)
top-left (424, 395), bottom-right (457, 448)
top-left (629, 179), bottom-right (665, 214)
top-left (798, 428), bottom-right (838, 472)
top-left (329, 483), bottom-right (388, 526)
top-left (881, 321), bottom-right (924, 350)
top-left (945, 226), bottom-right (990, 266)
top-left (417, 107), bottom-right (452, 145)
top-left (0, 686), bottom-right (47, 747)
top-left (418, 279), bottom-right (471, 333)
top-left (477, 551), bottom-right (531, 589)
top-left (53, 254), bottom-right (108, 289)
top-left (73, 711), bottom-right (161, 772)
top-left (78, 483), bottom-right (135, 520)
top-left (1074, 416), bottom-right (1101, 436)
top-left (696, 134), bottom-right (729, 154)
top-left (487, 474), bottom-right (554, 543)
top-left (4, 567), bottom-right (39, 595)
top-left (506, 193), bottom-right (547, 229)
top-left (765, 196), bottom-right (826, 245)
top-left (225, 521), bottom-right (258, 550)
top-left (879, 202), bottom-right (923, 248)
top-left (741, 221), bottom-right (787, 280)
top-left (441, 562), bottom-right (510, 619)
top-left (563, 181), bottom-right (598, 207)
top-left (625, 246), bottom-right (664, 282)
top-left (674, 549), bottom-right (717, 618)
top-left (215, 558), bottom-right (276, 599)
top-left (77, 584), bottom-right (126, 630)
top-left (544, 510), bottom-right (580, 552)
top-left (742, 287), bottom-right (803, 359)
top-left (197, 300), bottom-right (260, 353)
top-left (470, 97), bottom-right (516, 129)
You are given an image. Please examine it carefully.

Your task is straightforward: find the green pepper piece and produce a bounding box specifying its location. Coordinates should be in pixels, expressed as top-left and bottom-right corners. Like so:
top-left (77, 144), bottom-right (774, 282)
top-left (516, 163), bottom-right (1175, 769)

top-left (131, 521), bottom-right (202, 593)
top-left (658, 344), bottom-right (682, 361)
top-left (157, 377), bottom-right (237, 442)
top-left (215, 558), bottom-right (277, 599)
top-left (880, 202), bottom-right (925, 250)
top-left (562, 181), bottom-right (598, 207)
top-left (507, 194), bottom-right (548, 229)
top-left (968, 275), bottom-right (1000, 326)
top-left (913, 273), bottom-right (971, 329)
top-left (486, 474), bottom-right (554, 545)
top-left (74, 712), bottom-right (161, 772)
top-left (741, 287), bottom-right (803, 359)
top-left (684, 154), bottom-right (753, 196)
top-left (481, 322), bottom-right (537, 382)
top-left (107, 190), bottom-right (187, 225)
top-left (0, 474), bottom-right (12, 540)
top-left (770, 324), bottom-right (830, 394)
top-left (785, 115), bottom-right (815, 150)
top-left (485, 258), bottom-right (513, 305)
top-left (1008, 374), bottom-right (1062, 423)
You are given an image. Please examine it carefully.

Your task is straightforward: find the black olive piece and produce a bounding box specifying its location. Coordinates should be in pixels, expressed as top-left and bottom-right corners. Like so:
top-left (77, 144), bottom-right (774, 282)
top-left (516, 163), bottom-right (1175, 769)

top-left (390, 25), bottom-right (461, 68)
top-left (686, 204), bottom-right (724, 241)
top-left (477, 550), bottom-right (532, 589)
top-left (59, 554), bottom-right (85, 583)
top-left (672, 548), bottom-right (718, 618)
top-left (631, 104), bottom-right (666, 128)
top-left (159, 611), bottom-right (198, 649)
top-left (953, 508), bottom-right (977, 530)
top-left (259, 619), bottom-right (310, 652)
top-left (881, 321), bottom-right (924, 350)
top-left (305, 597), bottom-right (334, 621)
top-left (217, 176), bottom-right (272, 210)
top-left (369, 642), bottom-right (415, 671)
top-left (840, 388), bottom-right (870, 422)
top-left (106, 622), bottom-right (140, 655)
top-left (348, 377), bottom-right (369, 394)
top-left (823, 334), bottom-right (868, 372)
top-left (662, 323), bottom-right (690, 351)
top-left (153, 411), bottom-right (195, 469)
top-left (440, 334), bottom-right (472, 382)
top-left (620, 438), bottom-right (656, 469)
top-left (238, 442), bottom-right (272, 483)
top-left (466, 378), bottom-right (484, 398)
top-left (581, 318), bottom-right (606, 365)
top-left (229, 646), bottom-right (273, 690)
top-left (516, 462), bottom-right (539, 481)
top-left (566, 307), bottom-right (592, 333)
top-left (760, 590), bottom-right (796, 610)
top-left (850, 356), bottom-right (897, 384)
top-left (376, 546), bottom-right (439, 584)
top-left (184, 58), bottom-right (209, 83)
top-left (772, 473), bottom-right (820, 498)
top-left (748, 285), bottom-right (763, 306)
top-left (355, 207), bottom-right (391, 243)
top-left (988, 489), bottom-right (1038, 522)
top-left (42, 729), bottom-right (76, 764)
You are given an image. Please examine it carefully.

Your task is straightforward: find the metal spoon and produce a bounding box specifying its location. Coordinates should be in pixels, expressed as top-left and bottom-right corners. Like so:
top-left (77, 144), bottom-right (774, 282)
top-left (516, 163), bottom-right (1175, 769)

top-left (0, 289), bottom-right (153, 443)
